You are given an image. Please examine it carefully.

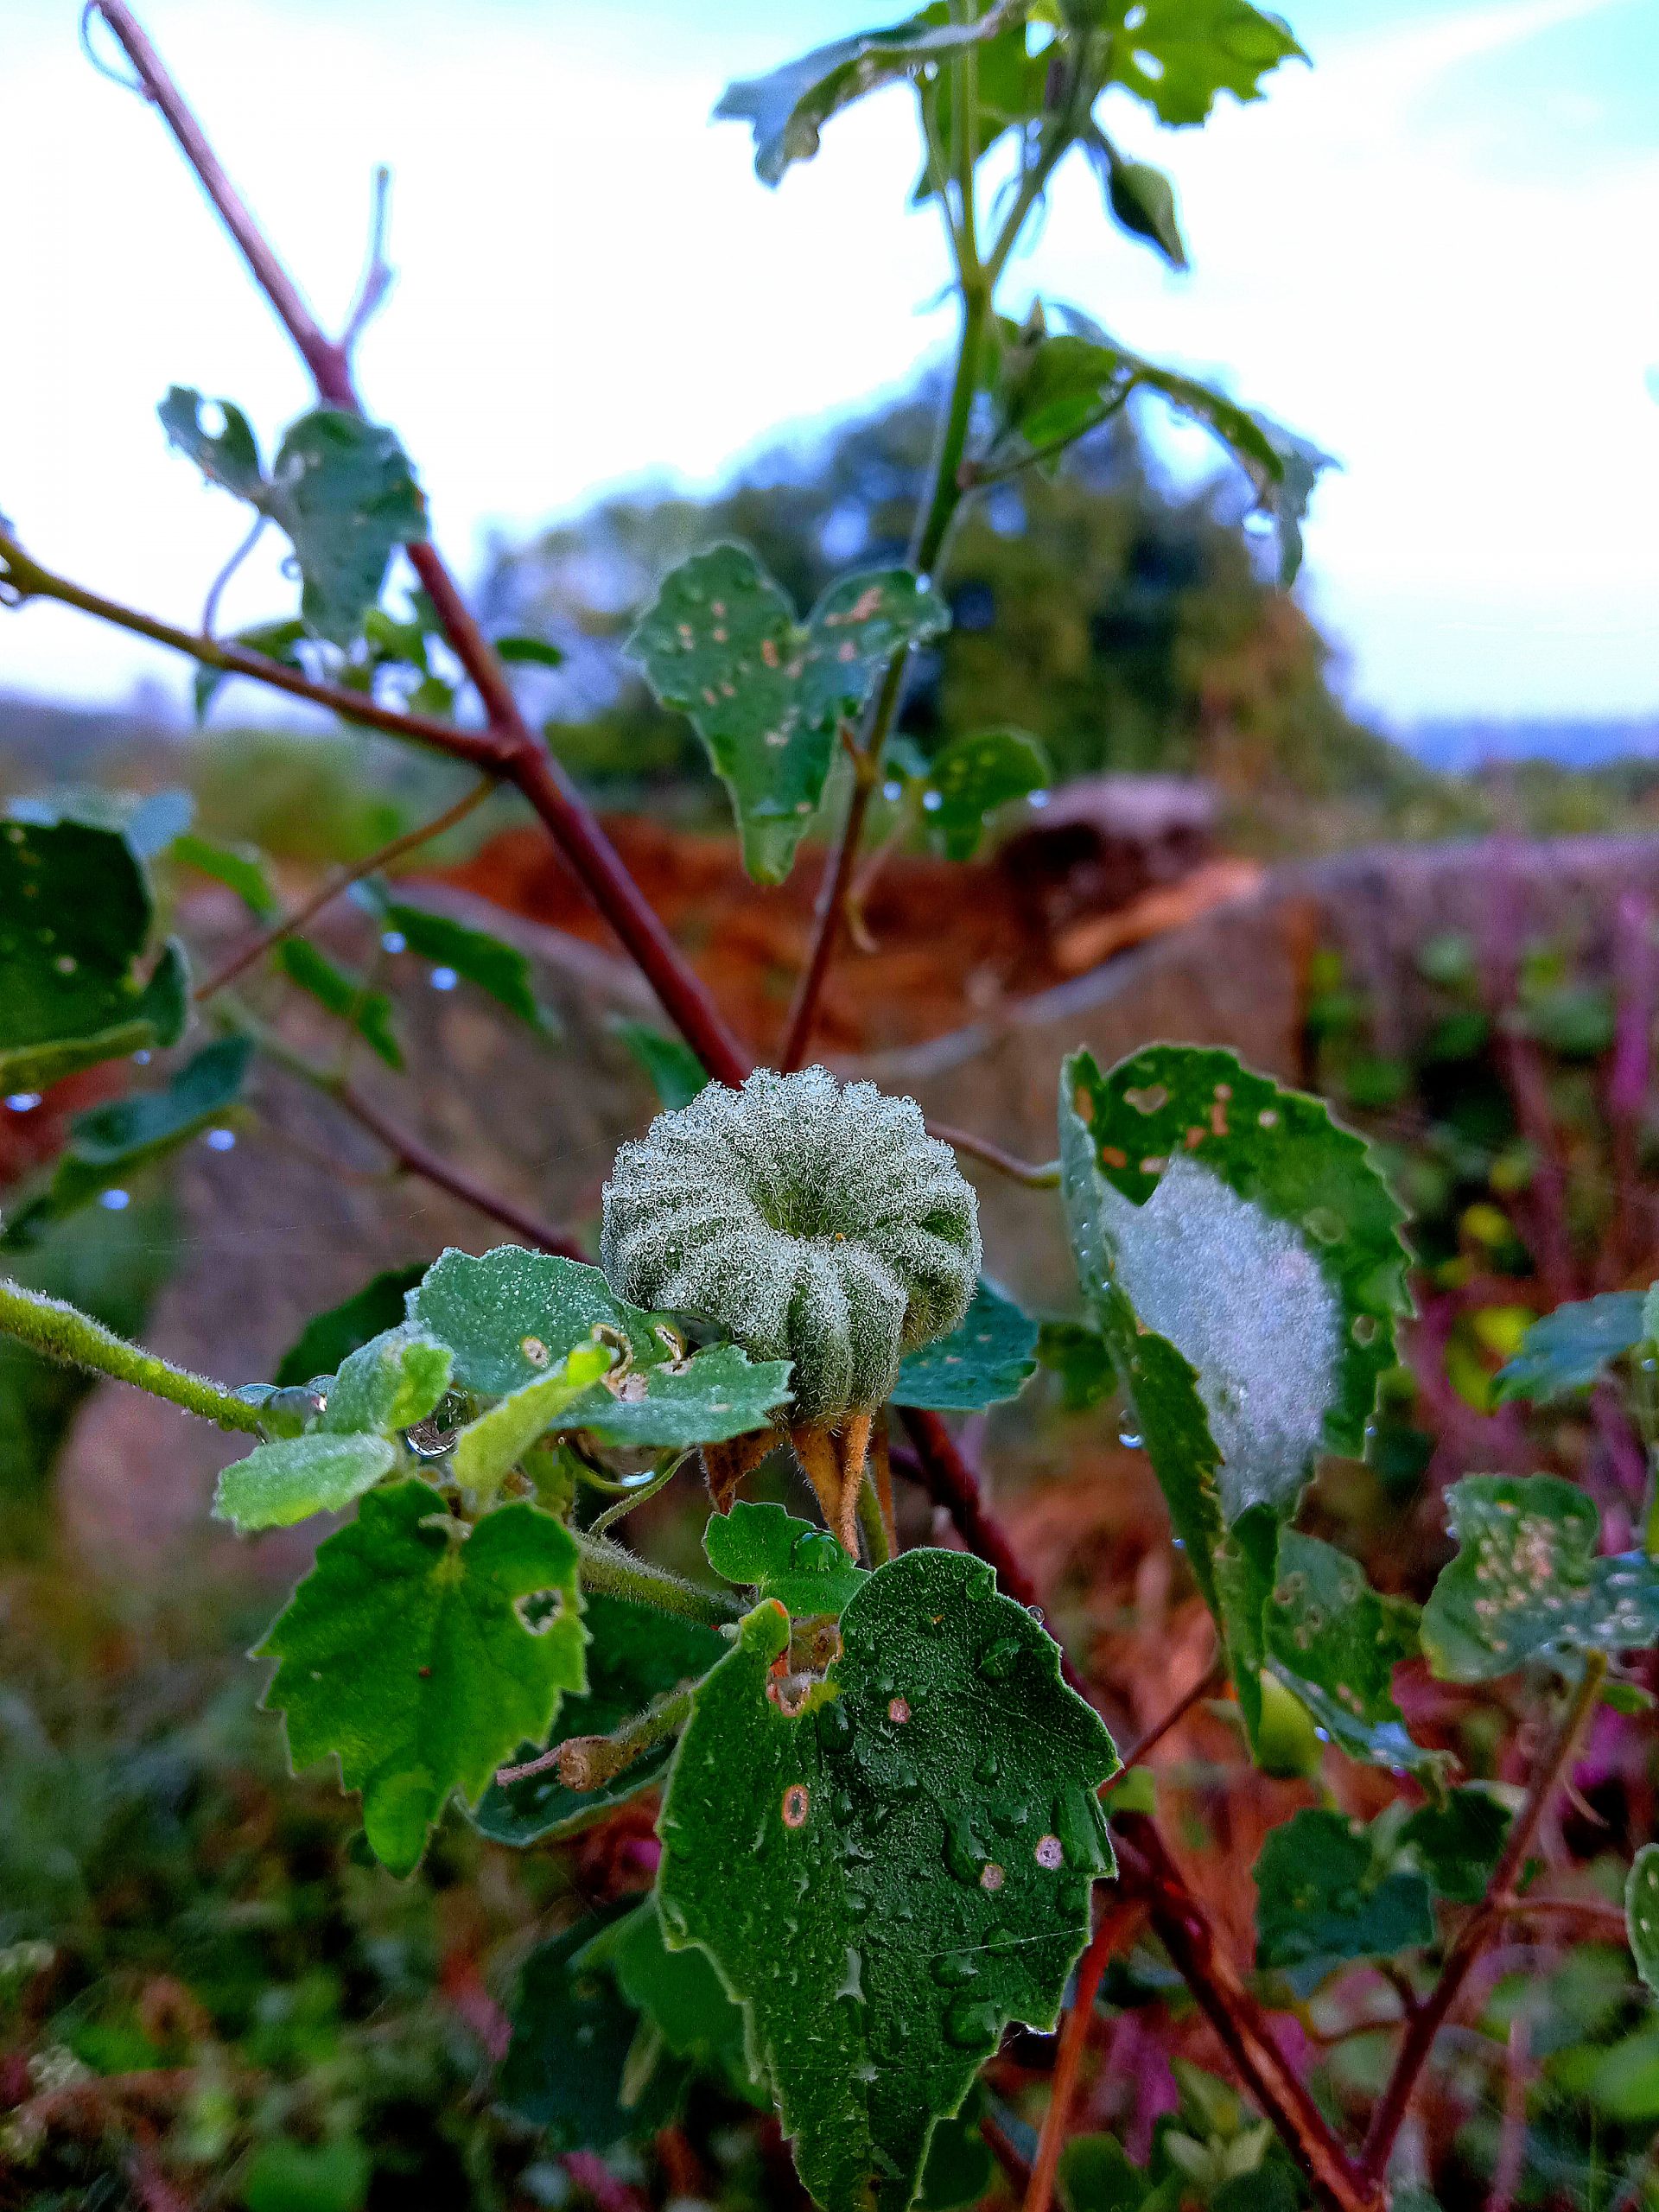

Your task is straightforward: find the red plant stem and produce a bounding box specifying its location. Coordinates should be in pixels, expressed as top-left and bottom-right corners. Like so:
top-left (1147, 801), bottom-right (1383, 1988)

top-left (90, 0), bottom-right (749, 1091)
top-left (1360, 1653), bottom-right (1607, 2184)
top-left (1023, 1903), bottom-right (1144, 2212)
top-left (1104, 1654), bottom-right (1222, 1786)
top-left (70, 19), bottom-right (1425, 2205)
top-left (330, 1076), bottom-right (582, 1259)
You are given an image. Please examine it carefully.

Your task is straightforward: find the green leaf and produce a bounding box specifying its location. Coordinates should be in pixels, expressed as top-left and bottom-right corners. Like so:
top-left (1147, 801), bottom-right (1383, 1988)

top-left (276, 938), bottom-right (403, 1069)
top-left (918, 2098), bottom-right (997, 2211)
top-left (158, 385), bottom-right (264, 501)
top-left (575, 1340), bottom-right (793, 1451)
top-left (412, 1245), bottom-right (670, 1395)
top-left (1422, 1475), bottom-right (1659, 1683)
top-left (658, 1550), bottom-right (1119, 2212)
top-left (475, 1595), bottom-right (727, 1845)
top-left (1493, 1290), bottom-right (1646, 1402)
top-left (1254, 1808), bottom-right (1435, 1975)
top-left (378, 896), bottom-right (554, 1033)
top-left (612, 1018), bottom-right (711, 1110)
top-left (320, 1325), bottom-right (453, 1437)
top-left (582, 1897), bottom-right (767, 2105)
top-left (1034, 1319), bottom-right (1116, 1412)
top-left (1400, 1788), bottom-right (1511, 1904)
top-left (1265, 1530), bottom-right (1446, 1783)
top-left (703, 1500), bottom-right (869, 1618)
top-left (627, 545), bottom-right (949, 882)
top-left (171, 831), bottom-right (279, 917)
top-left (716, 5), bottom-right (1018, 186)
top-left (1061, 1046), bottom-right (1409, 1515)
top-left (265, 410), bottom-right (429, 645)
top-left (500, 1909), bottom-right (690, 2145)
top-left (0, 819), bottom-right (189, 1092)
top-left (214, 1431), bottom-right (397, 1533)
top-left (274, 1264), bottom-right (428, 1389)
top-left (1059, 2133), bottom-right (1155, 2212)
top-left (2, 1037), bottom-right (251, 1247)
top-left (1090, 141), bottom-right (1188, 270)
top-left (893, 1276), bottom-right (1039, 1409)
top-left (240, 2136), bottom-right (371, 2212)
top-left (6, 785), bottom-right (194, 857)
top-left (1095, 0), bottom-right (1306, 128)
top-left (194, 618), bottom-right (311, 723)
top-left (257, 1481), bottom-right (586, 1874)
top-left (493, 633), bottom-right (566, 668)
top-left (912, 19), bottom-right (1051, 207)
top-left (451, 1342), bottom-right (616, 1497)
top-left (918, 730), bottom-right (1050, 861)
top-left (1628, 1845), bottom-right (1659, 1999)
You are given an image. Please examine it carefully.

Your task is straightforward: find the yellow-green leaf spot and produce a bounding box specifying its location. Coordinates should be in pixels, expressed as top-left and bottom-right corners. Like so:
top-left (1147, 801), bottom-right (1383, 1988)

top-left (626, 545), bottom-right (948, 884)
top-left (658, 1548), bottom-right (1118, 2212)
top-left (257, 1481), bottom-right (585, 1875)
top-left (1628, 1845), bottom-right (1659, 1999)
top-left (1422, 1474), bottom-right (1659, 1683)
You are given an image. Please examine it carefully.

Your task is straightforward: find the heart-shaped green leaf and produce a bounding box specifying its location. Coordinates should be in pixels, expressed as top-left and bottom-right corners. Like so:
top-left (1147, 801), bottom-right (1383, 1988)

top-left (1254, 1808), bottom-right (1434, 1977)
top-left (1422, 1475), bottom-right (1659, 1682)
top-left (893, 1277), bottom-right (1039, 1410)
top-left (627, 544), bottom-right (948, 882)
top-left (1400, 1789), bottom-right (1511, 1905)
top-left (0, 819), bottom-right (188, 1093)
top-left (915, 731), bottom-right (1050, 862)
top-left (412, 1246), bottom-right (669, 1395)
top-left (258, 1481), bottom-right (585, 1874)
top-left (370, 890), bottom-right (555, 1033)
top-left (658, 1549), bottom-right (1118, 2212)
top-left (703, 1501), bottom-right (868, 1618)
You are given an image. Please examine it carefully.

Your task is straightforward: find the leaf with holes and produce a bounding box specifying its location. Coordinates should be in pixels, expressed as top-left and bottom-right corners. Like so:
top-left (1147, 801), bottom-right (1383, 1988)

top-left (893, 1277), bottom-right (1039, 1410)
top-left (1422, 1475), bottom-right (1659, 1683)
top-left (257, 1481), bottom-right (585, 1874)
top-left (576, 1342), bottom-right (793, 1452)
top-left (1265, 1531), bottom-right (1446, 1784)
top-left (276, 938), bottom-right (402, 1069)
top-left (658, 1549), bottom-right (1118, 2212)
top-left (159, 385), bottom-right (264, 501)
top-left (274, 1265), bottom-right (429, 1389)
top-left (703, 1501), bottom-right (868, 1619)
top-left (214, 1432), bottom-right (397, 1534)
top-left (412, 1246), bottom-right (672, 1395)
top-left (264, 410), bottom-right (429, 644)
top-left (627, 544), bottom-right (948, 883)
top-left (474, 1595), bottom-right (727, 1846)
top-left (499, 1909), bottom-right (690, 2145)
top-left (1493, 1290), bottom-right (1646, 1403)
top-left (716, 5), bottom-right (1020, 186)
top-left (1095, 0), bottom-right (1306, 129)
top-left (918, 731), bottom-right (1050, 862)
top-left (0, 819), bottom-right (188, 1093)
top-left (1629, 1847), bottom-right (1659, 1999)
top-left (3, 1037), bottom-right (251, 1248)
top-left (372, 892), bottom-right (555, 1033)
top-left (1062, 1046), bottom-right (1408, 1521)
top-left (450, 1343), bottom-right (616, 1499)
top-left (1254, 1809), bottom-right (1434, 1977)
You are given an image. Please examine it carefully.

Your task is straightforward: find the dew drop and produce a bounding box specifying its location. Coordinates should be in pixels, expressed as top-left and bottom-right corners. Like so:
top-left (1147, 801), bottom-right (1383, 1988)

top-left (794, 1528), bottom-right (844, 1576)
top-left (5, 1093), bottom-right (41, 1113)
top-left (944, 1999), bottom-right (1000, 2048)
top-left (817, 1699), bottom-right (855, 1755)
top-left (98, 1188), bottom-right (130, 1211)
top-left (979, 1637), bottom-right (1021, 1681)
top-left (974, 1748), bottom-right (1001, 1785)
top-left (931, 1952), bottom-right (979, 1987)
top-left (1118, 1430), bottom-right (1143, 1450)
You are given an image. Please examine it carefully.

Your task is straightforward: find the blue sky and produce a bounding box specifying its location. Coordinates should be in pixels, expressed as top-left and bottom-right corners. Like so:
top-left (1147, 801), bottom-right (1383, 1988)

top-left (3, 0), bottom-right (1656, 729)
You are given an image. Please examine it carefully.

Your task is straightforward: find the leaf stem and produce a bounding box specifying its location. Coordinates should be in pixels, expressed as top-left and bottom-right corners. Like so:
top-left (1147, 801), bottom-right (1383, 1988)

top-left (572, 1530), bottom-right (741, 1628)
top-left (588, 1451), bottom-right (690, 1538)
top-left (1022, 1904), bottom-right (1143, 2212)
top-left (195, 774), bottom-right (494, 1001)
top-left (928, 1118), bottom-right (1061, 1190)
top-left (1103, 1652), bottom-right (1224, 1787)
top-left (0, 1277), bottom-right (265, 1433)
top-left (495, 1677), bottom-right (698, 1791)
top-left (1359, 1652), bottom-right (1609, 2184)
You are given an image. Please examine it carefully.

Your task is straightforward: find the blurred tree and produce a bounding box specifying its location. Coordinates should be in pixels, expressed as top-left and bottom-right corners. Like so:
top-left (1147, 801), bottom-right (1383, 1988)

top-left (481, 386), bottom-right (1442, 848)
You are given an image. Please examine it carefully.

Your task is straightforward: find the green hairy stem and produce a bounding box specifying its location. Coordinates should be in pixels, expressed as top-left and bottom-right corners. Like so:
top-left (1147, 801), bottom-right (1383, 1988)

top-left (0, 1275), bottom-right (265, 1433)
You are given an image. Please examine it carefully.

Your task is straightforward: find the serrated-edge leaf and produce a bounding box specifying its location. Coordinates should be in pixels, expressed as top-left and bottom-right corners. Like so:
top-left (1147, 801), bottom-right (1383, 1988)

top-left (703, 1500), bottom-right (868, 1618)
top-left (214, 1431), bottom-right (396, 1532)
top-left (319, 1325), bottom-right (453, 1438)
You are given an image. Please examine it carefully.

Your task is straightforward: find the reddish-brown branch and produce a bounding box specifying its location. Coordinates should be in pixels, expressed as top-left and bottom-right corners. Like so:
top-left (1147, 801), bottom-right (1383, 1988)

top-left (89, 0), bottom-right (749, 1091)
top-left (1359, 1654), bottom-right (1607, 2184)
top-left (1105, 1653), bottom-right (1223, 1786)
top-left (1024, 1903), bottom-right (1144, 2212)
